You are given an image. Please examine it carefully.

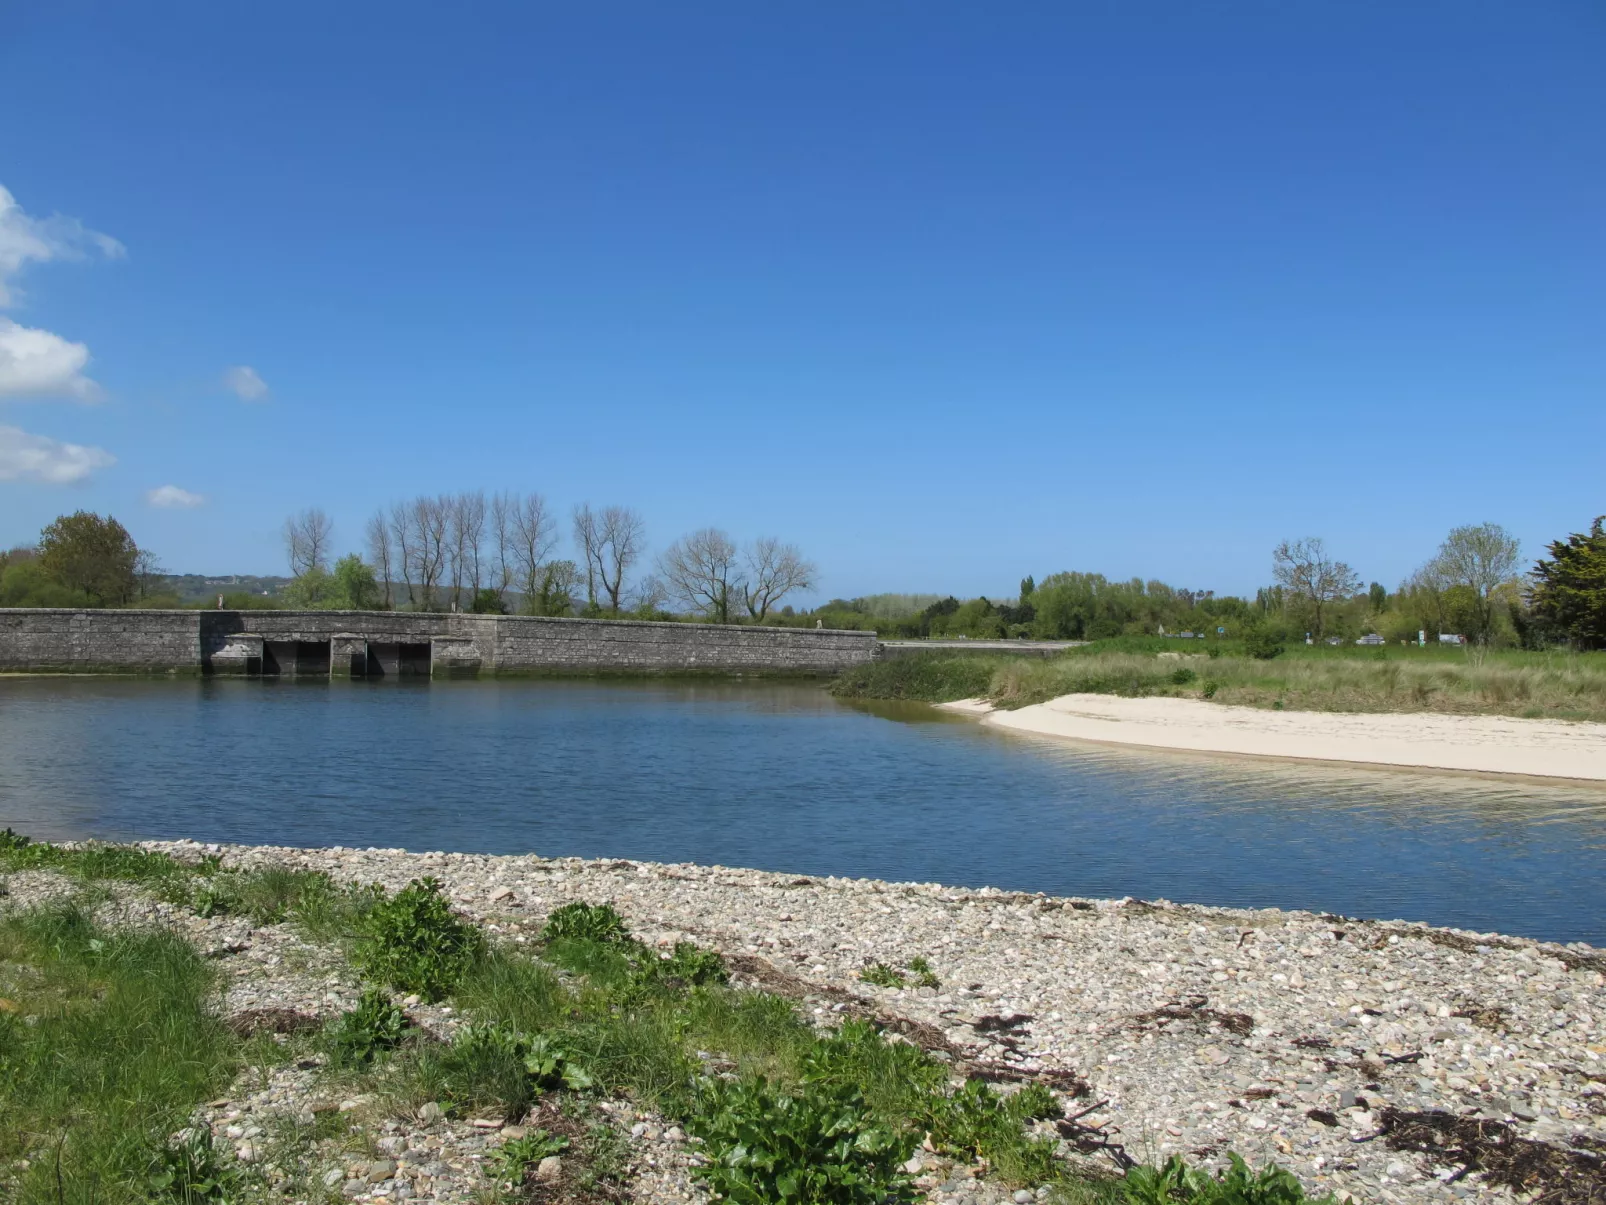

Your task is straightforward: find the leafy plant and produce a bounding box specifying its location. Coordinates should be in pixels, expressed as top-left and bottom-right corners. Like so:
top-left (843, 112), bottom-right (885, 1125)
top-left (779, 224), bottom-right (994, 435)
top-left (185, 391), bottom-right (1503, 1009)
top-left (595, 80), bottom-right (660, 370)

top-left (327, 988), bottom-right (408, 1067)
top-left (491, 1128), bottom-right (569, 1185)
top-left (640, 941), bottom-right (729, 989)
top-left (906, 956), bottom-right (940, 989)
top-left (1201, 680), bottom-right (1219, 699)
top-left (1242, 626), bottom-right (1284, 661)
top-left (1170, 667), bottom-right (1197, 685)
top-left (541, 901), bottom-right (631, 945)
top-left (354, 877), bottom-right (485, 1001)
top-left (147, 1127), bottom-right (244, 1204)
top-left (426, 1023), bottom-right (595, 1120)
top-left (690, 1075), bottom-right (917, 1205)
top-left (859, 961), bottom-right (905, 987)
top-left (1120, 1153), bottom-right (1333, 1205)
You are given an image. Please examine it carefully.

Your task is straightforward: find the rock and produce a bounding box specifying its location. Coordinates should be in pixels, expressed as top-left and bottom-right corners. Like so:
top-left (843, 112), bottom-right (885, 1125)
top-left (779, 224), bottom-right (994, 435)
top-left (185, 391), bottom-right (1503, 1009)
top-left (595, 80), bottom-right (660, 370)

top-left (535, 1155), bottom-right (563, 1182)
top-left (366, 1160), bottom-right (395, 1182)
top-left (235, 1141), bottom-right (260, 1163)
top-left (664, 1125), bottom-right (684, 1141)
top-left (1015, 1191), bottom-right (1034, 1203)
top-left (342, 1179), bottom-right (366, 1198)
top-left (323, 1167), bottom-right (345, 1189)
top-left (417, 1101), bottom-right (443, 1124)
top-left (500, 1125), bottom-right (528, 1140)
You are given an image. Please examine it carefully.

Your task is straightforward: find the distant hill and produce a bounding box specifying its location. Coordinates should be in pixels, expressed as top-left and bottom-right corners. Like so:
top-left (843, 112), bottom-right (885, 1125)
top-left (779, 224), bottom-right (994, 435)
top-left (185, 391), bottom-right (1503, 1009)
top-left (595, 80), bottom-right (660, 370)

top-left (155, 574), bottom-right (291, 604)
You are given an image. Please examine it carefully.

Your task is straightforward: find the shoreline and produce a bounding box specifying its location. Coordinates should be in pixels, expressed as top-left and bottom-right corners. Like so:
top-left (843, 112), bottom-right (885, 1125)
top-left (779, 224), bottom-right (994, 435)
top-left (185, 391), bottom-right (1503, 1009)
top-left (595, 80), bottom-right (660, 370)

top-left (6, 837), bottom-right (1604, 1203)
top-left (154, 844), bottom-right (1606, 1202)
top-left (942, 695), bottom-right (1606, 784)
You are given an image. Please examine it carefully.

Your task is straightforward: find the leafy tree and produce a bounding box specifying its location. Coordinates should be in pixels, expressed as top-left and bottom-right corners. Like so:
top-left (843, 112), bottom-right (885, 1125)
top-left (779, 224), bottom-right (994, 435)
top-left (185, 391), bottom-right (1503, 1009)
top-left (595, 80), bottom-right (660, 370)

top-left (1368, 582), bottom-right (1387, 613)
top-left (37, 511), bottom-right (140, 606)
top-left (1530, 515), bottom-right (1606, 650)
top-left (1425, 522), bottom-right (1521, 646)
top-left (281, 554), bottom-right (382, 610)
top-left (533, 560), bottom-right (579, 616)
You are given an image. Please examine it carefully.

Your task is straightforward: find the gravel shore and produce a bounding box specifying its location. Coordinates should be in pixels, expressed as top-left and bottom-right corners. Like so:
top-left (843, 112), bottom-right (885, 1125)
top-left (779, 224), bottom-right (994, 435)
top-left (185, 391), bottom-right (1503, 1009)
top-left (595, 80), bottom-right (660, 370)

top-left (9, 841), bottom-right (1605, 1204)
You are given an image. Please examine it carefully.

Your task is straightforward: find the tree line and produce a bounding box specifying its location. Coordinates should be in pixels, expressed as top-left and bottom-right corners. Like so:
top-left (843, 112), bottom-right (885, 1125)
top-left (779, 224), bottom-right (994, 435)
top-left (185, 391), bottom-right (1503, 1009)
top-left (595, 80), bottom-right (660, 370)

top-left (276, 492), bottom-right (817, 622)
top-left (1, 508), bottom-right (1601, 650)
top-left (786, 515), bottom-right (1606, 652)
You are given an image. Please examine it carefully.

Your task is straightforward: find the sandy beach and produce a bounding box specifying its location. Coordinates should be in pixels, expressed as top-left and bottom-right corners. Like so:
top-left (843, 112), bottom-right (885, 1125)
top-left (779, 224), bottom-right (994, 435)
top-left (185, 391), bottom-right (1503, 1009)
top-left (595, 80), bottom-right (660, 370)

top-left (944, 694), bottom-right (1606, 782)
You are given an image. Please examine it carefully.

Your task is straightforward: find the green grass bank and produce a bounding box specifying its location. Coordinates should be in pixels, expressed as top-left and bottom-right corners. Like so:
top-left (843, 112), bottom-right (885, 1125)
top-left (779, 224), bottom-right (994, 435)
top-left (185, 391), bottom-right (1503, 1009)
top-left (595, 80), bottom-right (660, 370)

top-left (831, 639), bottom-right (1606, 722)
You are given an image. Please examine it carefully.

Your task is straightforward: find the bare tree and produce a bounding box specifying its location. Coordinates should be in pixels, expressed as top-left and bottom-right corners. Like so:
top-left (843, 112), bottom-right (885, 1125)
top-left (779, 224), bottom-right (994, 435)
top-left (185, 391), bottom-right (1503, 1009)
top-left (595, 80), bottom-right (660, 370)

top-left (134, 548), bottom-right (166, 600)
top-left (1426, 522), bottom-right (1521, 646)
top-left (660, 528), bottom-right (741, 623)
top-left (284, 507), bottom-right (333, 577)
top-left (1271, 537), bottom-right (1360, 638)
top-left (741, 537), bottom-right (815, 622)
top-left (488, 492), bottom-right (516, 609)
top-left (365, 510), bottom-right (394, 609)
top-left (442, 491), bottom-right (487, 610)
top-left (574, 504), bottom-right (644, 614)
top-left (388, 501), bottom-right (416, 608)
top-left (509, 493), bottom-right (559, 612)
top-left (410, 495), bottom-right (448, 611)
top-left (573, 505), bottom-right (600, 609)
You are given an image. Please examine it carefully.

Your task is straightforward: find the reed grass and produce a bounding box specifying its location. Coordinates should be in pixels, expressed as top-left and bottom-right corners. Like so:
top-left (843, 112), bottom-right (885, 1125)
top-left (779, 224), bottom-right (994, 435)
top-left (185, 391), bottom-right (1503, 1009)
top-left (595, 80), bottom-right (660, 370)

top-left (832, 646), bottom-right (1606, 721)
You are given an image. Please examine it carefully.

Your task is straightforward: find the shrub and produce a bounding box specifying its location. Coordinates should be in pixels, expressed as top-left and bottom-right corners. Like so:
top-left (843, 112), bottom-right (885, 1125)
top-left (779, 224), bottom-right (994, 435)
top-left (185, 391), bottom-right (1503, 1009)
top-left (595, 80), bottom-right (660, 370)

top-left (354, 878), bottom-right (485, 1001)
top-left (690, 1075), bottom-right (917, 1205)
top-left (1243, 626), bottom-right (1284, 660)
top-left (428, 1024), bottom-right (594, 1120)
top-left (541, 901), bottom-right (631, 945)
top-left (906, 956), bottom-right (940, 989)
top-left (1202, 680), bottom-right (1219, 699)
top-left (1170, 667), bottom-right (1197, 685)
top-left (642, 941), bottom-right (729, 989)
top-left (327, 988), bottom-right (408, 1067)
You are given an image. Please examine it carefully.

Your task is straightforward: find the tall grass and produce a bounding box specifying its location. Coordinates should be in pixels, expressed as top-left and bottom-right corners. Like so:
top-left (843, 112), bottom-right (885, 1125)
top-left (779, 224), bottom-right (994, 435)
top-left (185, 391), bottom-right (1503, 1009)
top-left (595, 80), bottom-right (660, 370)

top-left (0, 904), bottom-right (240, 1204)
top-left (832, 645), bottom-right (1606, 721)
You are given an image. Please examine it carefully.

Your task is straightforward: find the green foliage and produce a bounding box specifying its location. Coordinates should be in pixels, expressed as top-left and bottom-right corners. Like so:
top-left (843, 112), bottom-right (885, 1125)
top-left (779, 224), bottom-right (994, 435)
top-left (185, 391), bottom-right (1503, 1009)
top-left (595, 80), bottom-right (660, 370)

top-left (0, 905), bottom-right (239, 1205)
top-left (690, 1075), bottom-right (917, 1205)
top-left (280, 554), bottom-right (382, 610)
top-left (354, 877), bottom-right (485, 1001)
top-left (146, 1126), bottom-right (244, 1204)
top-left (36, 511), bottom-right (140, 606)
top-left (1201, 680), bottom-right (1219, 699)
top-left (1531, 515), bottom-right (1606, 650)
top-left (470, 586), bottom-right (506, 614)
top-left (859, 961), bottom-right (905, 987)
top-left (491, 1129), bottom-right (569, 1185)
top-left (830, 655), bottom-right (998, 702)
top-left (1119, 1153), bottom-right (1334, 1205)
top-left (906, 956), bottom-right (940, 988)
top-left (422, 1023), bottom-right (593, 1119)
top-left (541, 900), bottom-right (631, 945)
top-left (1242, 626), bottom-right (1284, 660)
top-left (327, 988), bottom-right (408, 1066)
top-left (0, 833), bottom-right (195, 901)
top-left (191, 866), bottom-right (335, 926)
top-left (1170, 667), bottom-right (1197, 685)
top-left (0, 553), bottom-right (93, 607)
top-left (646, 940), bottom-right (730, 989)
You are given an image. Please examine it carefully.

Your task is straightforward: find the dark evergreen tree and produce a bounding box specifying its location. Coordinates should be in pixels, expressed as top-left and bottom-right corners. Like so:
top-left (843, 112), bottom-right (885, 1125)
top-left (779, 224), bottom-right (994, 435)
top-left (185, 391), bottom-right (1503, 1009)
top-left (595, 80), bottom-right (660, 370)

top-left (1530, 516), bottom-right (1606, 649)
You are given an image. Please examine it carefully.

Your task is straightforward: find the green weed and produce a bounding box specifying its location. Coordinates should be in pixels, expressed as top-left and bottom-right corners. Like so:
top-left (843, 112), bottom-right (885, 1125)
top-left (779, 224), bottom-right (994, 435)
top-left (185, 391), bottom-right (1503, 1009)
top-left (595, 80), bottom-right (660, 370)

top-left (353, 877), bottom-right (485, 1001)
top-left (326, 987), bottom-right (408, 1067)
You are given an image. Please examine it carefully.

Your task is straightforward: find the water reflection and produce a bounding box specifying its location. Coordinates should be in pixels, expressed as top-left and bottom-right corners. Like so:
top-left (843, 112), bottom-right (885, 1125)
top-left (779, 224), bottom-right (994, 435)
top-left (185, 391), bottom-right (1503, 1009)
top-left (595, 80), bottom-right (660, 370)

top-left (1, 677), bottom-right (1602, 944)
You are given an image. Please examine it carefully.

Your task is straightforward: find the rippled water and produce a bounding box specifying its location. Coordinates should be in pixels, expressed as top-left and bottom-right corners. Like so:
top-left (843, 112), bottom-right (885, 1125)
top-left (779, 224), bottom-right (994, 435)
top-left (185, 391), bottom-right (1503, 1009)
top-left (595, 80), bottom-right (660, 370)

top-left (2, 677), bottom-right (1603, 944)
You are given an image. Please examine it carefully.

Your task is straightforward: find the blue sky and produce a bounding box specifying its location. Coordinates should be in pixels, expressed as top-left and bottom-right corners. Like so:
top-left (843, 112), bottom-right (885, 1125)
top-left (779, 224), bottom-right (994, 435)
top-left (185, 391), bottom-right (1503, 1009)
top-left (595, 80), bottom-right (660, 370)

top-left (1, 2), bottom-right (1601, 601)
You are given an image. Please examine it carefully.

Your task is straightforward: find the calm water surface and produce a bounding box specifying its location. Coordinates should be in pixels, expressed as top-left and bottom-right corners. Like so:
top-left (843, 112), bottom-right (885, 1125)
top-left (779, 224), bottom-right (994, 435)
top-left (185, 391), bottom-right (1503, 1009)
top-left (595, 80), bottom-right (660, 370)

top-left (2, 678), bottom-right (1603, 944)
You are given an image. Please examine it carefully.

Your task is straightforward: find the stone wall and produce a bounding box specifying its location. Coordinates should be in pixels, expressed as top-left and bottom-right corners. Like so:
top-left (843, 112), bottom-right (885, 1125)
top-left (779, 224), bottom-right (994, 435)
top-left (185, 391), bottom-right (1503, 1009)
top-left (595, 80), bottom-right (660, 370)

top-left (0, 609), bottom-right (879, 676)
top-left (0, 609), bottom-right (202, 673)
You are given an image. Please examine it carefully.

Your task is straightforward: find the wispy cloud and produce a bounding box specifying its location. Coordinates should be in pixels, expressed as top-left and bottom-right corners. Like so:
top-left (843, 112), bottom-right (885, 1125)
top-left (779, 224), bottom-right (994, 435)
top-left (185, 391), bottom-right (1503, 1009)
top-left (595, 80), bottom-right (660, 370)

top-left (0, 184), bottom-right (123, 308)
top-left (0, 318), bottom-right (100, 400)
top-left (146, 483), bottom-right (206, 508)
top-left (0, 424), bottom-right (115, 484)
top-left (223, 365), bottom-right (268, 401)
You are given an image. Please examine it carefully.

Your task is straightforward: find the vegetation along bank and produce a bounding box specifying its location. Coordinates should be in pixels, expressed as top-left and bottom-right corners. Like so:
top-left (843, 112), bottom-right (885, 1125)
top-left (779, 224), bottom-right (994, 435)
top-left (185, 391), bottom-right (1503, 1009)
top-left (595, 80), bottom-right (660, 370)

top-left (3, 833), bottom-right (1603, 1205)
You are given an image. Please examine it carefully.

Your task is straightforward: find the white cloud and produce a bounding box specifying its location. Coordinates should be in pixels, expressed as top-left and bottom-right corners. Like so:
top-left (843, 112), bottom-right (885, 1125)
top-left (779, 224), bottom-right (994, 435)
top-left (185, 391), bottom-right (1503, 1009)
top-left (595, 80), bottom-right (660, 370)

top-left (0, 424), bottom-right (115, 484)
top-left (223, 365), bottom-right (268, 401)
top-left (147, 483), bottom-right (205, 508)
top-left (0, 184), bottom-right (123, 308)
top-left (0, 317), bottom-right (100, 400)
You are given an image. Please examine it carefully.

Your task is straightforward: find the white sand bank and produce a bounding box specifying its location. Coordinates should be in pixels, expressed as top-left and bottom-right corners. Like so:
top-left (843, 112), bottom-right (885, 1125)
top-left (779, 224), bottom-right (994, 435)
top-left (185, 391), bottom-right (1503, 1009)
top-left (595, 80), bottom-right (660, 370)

top-left (943, 694), bottom-right (1606, 782)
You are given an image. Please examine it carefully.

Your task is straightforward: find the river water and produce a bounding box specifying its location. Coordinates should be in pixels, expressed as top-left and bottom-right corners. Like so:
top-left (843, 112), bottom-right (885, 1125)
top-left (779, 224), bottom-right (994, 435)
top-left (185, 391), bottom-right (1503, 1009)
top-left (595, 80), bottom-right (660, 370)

top-left (1, 678), bottom-right (1602, 945)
